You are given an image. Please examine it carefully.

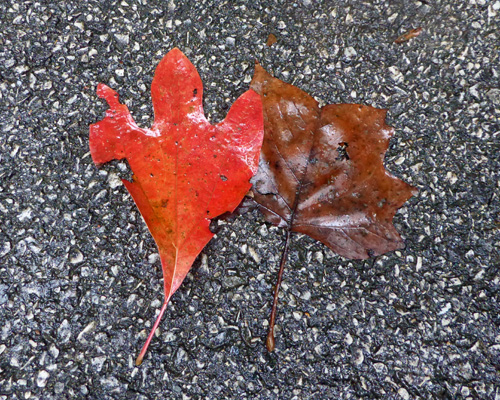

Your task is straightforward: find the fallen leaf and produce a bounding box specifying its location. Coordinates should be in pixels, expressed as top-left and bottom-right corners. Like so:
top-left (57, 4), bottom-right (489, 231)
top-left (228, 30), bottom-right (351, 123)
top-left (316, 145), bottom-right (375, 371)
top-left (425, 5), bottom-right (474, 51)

top-left (89, 48), bottom-right (263, 365)
top-left (249, 63), bottom-right (416, 351)
top-left (394, 27), bottom-right (423, 44)
top-left (266, 33), bottom-right (278, 47)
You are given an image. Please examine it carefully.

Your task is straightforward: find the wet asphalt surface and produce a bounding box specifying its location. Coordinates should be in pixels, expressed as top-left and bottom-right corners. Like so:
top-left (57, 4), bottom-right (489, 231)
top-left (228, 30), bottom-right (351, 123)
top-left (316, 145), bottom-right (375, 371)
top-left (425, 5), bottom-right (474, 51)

top-left (1, 0), bottom-right (499, 399)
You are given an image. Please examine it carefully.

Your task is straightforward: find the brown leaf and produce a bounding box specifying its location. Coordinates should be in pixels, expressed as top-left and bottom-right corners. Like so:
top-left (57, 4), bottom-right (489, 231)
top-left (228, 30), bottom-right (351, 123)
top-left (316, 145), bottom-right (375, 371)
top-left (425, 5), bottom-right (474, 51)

top-left (249, 63), bottom-right (416, 350)
top-left (250, 63), bottom-right (416, 259)
top-left (266, 33), bottom-right (277, 47)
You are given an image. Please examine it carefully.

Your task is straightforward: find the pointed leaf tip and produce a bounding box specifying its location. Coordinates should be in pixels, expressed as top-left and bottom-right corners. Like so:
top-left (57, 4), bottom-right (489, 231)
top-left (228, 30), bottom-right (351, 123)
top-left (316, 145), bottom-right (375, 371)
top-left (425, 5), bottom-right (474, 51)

top-left (253, 61), bottom-right (267, 76)
top-left (96, 84), bottom-right (120, 108)
top-left (151, 47), bottom-right (204, 124)
top-left (167, 46), bottom-right (182, 56)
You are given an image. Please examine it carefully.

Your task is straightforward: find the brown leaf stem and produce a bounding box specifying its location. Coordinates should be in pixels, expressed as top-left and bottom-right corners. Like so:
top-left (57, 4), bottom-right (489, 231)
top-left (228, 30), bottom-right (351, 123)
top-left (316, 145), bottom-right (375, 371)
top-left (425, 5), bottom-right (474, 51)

top-left (266, 229), bottom-right (291, 352)
top-left (135, 301), bottom-right (169, 366)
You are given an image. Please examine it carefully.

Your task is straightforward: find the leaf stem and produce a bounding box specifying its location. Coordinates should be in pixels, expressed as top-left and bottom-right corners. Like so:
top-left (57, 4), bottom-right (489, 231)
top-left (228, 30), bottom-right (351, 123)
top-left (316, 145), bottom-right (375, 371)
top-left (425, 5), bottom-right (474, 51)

top-left (135, 301), bottom-right (169, 366)
top-left (266, 229), bottom-right (291, 352)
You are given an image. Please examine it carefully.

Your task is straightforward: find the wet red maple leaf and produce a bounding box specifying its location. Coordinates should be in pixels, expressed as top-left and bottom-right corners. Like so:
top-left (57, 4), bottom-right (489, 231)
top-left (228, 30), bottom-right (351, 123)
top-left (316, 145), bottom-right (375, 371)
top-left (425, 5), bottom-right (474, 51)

top-left (89, 48), bottom-right (263, 365)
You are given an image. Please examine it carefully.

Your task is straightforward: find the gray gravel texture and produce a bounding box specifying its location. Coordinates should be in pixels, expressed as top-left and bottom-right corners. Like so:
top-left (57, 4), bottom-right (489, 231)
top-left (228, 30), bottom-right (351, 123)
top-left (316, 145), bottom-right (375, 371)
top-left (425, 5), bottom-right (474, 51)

top-left (1, 0), bottom-right (499, 399)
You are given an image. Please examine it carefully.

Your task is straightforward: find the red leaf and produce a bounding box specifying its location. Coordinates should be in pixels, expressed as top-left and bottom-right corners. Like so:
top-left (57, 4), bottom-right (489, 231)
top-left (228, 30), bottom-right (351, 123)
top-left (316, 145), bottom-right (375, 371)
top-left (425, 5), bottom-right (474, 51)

top-left (89, 48), bottom-right (263, 364)
top-left (249, 63), bottom-right (417, 350)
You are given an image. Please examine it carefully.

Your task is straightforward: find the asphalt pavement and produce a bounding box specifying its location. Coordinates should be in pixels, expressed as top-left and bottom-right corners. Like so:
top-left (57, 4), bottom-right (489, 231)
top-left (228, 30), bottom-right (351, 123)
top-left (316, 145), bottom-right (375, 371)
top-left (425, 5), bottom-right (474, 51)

top-left (0, 0), bottom-right (499, 399)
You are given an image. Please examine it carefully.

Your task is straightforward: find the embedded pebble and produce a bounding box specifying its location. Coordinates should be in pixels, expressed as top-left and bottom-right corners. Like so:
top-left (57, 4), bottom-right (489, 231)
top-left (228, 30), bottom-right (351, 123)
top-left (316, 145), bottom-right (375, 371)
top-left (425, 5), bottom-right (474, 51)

top-left (36, 371), bottom-right (49, 388)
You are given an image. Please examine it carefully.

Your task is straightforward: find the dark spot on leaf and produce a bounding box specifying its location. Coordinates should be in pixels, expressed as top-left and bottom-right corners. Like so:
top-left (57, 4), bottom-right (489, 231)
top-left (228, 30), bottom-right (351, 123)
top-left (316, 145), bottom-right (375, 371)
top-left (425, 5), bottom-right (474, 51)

top-left (193, 88), bottom-right (198, 96)
top-left (310, 158), bottom-right (318, 165)
top-left (336, 142), bottom-right (350, 161)
top-left (150, 173), bottom-right (154, 177)
top-left (161, 199), bottom-right (168, 207)
top-left (220, 175), bottom-right (228, 181)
